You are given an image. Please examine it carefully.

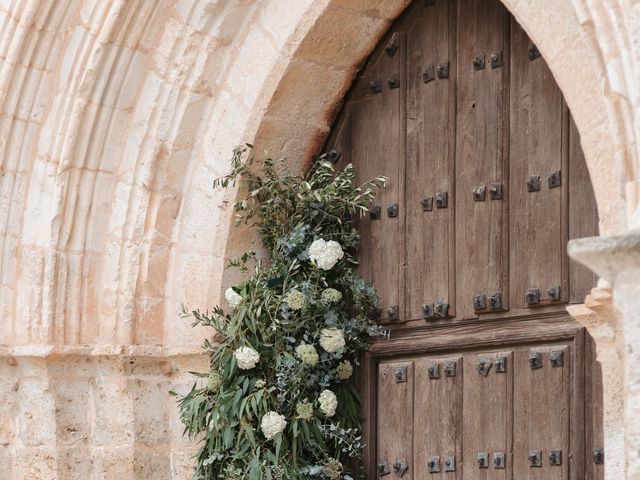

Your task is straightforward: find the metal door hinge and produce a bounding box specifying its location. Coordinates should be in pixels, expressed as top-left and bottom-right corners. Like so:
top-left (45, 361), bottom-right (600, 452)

top-left (477, 357), bottom-right (492, 376)
top-left (394, 366), bottom-right (407, 383)
top-left (548, 170), bottom-right (562, 188)
top-left (473, 293), bottom-right (487, 311)
top-left (488, 182), bottom-right (503, 200)
top-left (491, 50), bottom-right (504, 68)
top-left (526, 288), bottom-right (540, 306)
top-left (434, 299), bottom-right (449, 318)
top-left (527, 175), bottom-right (541, 192)
top-left (436, 62), bottom-right (449, 79)
top-left (378, 460), bottom-right (391, 476)
top-left (529, 351), bottom-right (543, 369)
top-left (393, 459), bottom-right (408, 477)
top-left (421, 197), bottom-right (433, 211)
top-left (326, 149), bottom-right (341, 164)
top-left (444, 360), bottom-right (456, 377)
top-left (427, 362), bottom-right (440, 379)
top-left (529, 43), bottom-right (541, 61)
top-left (370, 206), bottom-right (381, 220)
top-left (423, 64), bottom-right (435, 83)
top-left (594, 448), bottom-right (604, 464)
top-left (549, 449), bottom-right (562, 466)
top-left (370, 78), bottom-right (382, 94)
top-left (487, 292), bottom-right (502, 310)
top-left (427, 456), bottom-right (440, 473)
top-left (435, 191), bottom-right (448, 208)
top-left (387, 203), bottom-right (399, 218)
top-left (422, 303), bottom-right (434, 319)
top-left (444, 455), bottom-right (456, 472)
top-left (550, 351), bottom-right (564, 367)
top-left (388, 74), bottom-right (400, 90)
top-left (385, 33), bottom-right (400, 57)
top-left (473, 185), bottom-right (486, 201)
top-left (473, 53), bottom-right (486, 70)
top-left (495, 355), bottom-right (507, 373)
top-left (528, 451), bottom-right (542, 467)
top-left (548, 285), bottom-right (561, 301)
top-left (493, 452), bottom-right (505, 469)
top-left (387, 304), bottom-right (399, 321)
top-left (477, 452), bottom-right (489, 469)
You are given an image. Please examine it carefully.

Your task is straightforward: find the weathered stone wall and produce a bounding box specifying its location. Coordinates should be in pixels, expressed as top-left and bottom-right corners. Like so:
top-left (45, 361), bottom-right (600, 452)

top-left (0, 0), bottom-right (638, 478)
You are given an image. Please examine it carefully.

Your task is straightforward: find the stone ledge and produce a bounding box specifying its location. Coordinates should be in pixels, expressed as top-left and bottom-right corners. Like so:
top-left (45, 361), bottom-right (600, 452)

top-left (0, 344), bottom-right (207, 358)
top-left (568, 231), bottom-right (640, 282)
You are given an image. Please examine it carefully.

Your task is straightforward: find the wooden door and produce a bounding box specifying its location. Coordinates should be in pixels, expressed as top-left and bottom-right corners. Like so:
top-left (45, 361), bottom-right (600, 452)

top-left (326, 0), bottom-right (603, 478)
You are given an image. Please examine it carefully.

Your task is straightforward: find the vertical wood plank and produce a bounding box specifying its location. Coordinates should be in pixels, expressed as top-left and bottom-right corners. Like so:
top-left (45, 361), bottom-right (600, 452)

top-left (513, 346), bottom-right (571, 480)
top-left (455, 0), bottom-right (509, 319)
top-left (569, 118), bottom-right (599, 303)
top-left (462, 351), bottom-right (513, 480)
top-left (348, 34), bottom-right (406, 323)
top-left (378, 361), bottom-right (414, 480)
top-left (509, 21), bottom-right (566, 311)
top-left (413, 356), bottom-right (462, 479)
top-left (585, 334), bottom-right (605, 480)
top-left (405, 0), bottom-right (456, 322)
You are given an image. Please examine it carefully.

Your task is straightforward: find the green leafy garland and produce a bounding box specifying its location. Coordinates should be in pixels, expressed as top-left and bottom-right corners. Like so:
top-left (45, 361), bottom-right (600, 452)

top-left (176, 146), bottom-right (387, 479)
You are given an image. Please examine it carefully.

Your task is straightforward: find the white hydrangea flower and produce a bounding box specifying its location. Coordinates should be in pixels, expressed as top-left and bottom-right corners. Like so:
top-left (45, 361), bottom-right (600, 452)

top-left (295, 400), bottom-right (314, 420)
top-left (319, 328), bottom-right (346, 353)
top-left (335, 360), bottom-right (353, 380)
top-left (225, 287), bottom-right (242, 309)
top-left (295, 343), bottom-right (319, 366)
top-left (318, 389), bottom-right (338, 417)
top-left (255, 379), bottom-right (266, 389)
top-left (285, 289), bottom-right (306, 311)
top-left (234, 346), bottom-right (260, 370)
top-left (260, 411), bottom-right (287, 439)
top-left (321, 288), bottom-right (342, 304)
top-left (308, 238), bottom-right (344, 270)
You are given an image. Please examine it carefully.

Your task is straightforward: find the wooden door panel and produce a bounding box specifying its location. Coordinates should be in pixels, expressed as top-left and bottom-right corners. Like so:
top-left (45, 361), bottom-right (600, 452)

top-left (405, 0), bottom-right (456, 322)
top-left (348, 34), bottom-right (407, 323)
top-left (413, 356), bottom-right (462, 479)
top-left (513, 345), bottom-right (571, 479)
top-left (462, 351), bottom-right (513, 480)
top-left (455, 0), bottom-right (510, 320)
top-left (585, 337), bottom-right (605, 480)
top-left (569, 118), bottom-right (599, 303)
top-left (378, 361), bottom-right (414, 479)
top-left (509, 21), bottom-right (568, 312)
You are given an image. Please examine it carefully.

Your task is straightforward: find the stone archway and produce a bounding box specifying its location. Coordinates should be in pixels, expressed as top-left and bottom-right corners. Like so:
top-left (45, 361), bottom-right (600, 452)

top-left (230, 1), bottom-right (634, 478)
top-left (0, 0), bottom-right (635, 478)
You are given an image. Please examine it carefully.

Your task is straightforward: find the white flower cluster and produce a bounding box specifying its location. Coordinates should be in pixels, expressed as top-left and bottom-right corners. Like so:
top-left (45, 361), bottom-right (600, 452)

top-left (234, 346), bottom-right (260, 370)
top-left (321, 288), bottom-right (342, 304)
top-left (260, 411), bottom-right (287, 439)
top-left (308, 238), bottom-right (344, 270)
top-left (255, 379), bottom-right (266, 389)
top-left (225, 287), bottom-right (242, 309)
top-left (295, 399), bottom-right (314, 420)
top-left (318, 389), bottom-right (338, 417)
top-left (319, 328), bottom-right (345, 353)
top-left (335, 360), bottom-right (353, 380)
top-left (285, 289), bottom-right (305, 311)
top-left (295, 343), bottom-right (319, 366)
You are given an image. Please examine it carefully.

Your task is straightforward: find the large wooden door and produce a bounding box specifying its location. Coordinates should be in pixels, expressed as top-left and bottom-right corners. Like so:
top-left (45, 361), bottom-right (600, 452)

top-left (326, 0), bottom-right (603, 478)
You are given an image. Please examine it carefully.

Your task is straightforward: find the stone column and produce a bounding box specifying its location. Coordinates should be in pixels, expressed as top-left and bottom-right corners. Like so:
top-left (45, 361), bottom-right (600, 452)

top-left (569, 232), bottom-right (640, 478)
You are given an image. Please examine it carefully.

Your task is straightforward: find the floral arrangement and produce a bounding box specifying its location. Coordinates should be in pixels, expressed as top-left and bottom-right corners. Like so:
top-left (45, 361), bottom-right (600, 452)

top-left (176, 145), bottom-right (387, 479)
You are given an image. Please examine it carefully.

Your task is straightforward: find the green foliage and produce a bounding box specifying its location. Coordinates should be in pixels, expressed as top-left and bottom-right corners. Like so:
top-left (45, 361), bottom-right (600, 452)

top-left (177, 145), bottom-right (387, 479)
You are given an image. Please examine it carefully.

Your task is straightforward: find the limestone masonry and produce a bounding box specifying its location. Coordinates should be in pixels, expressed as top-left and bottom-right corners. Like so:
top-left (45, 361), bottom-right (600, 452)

top-left (0, 0), bottom-right (639, 478)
